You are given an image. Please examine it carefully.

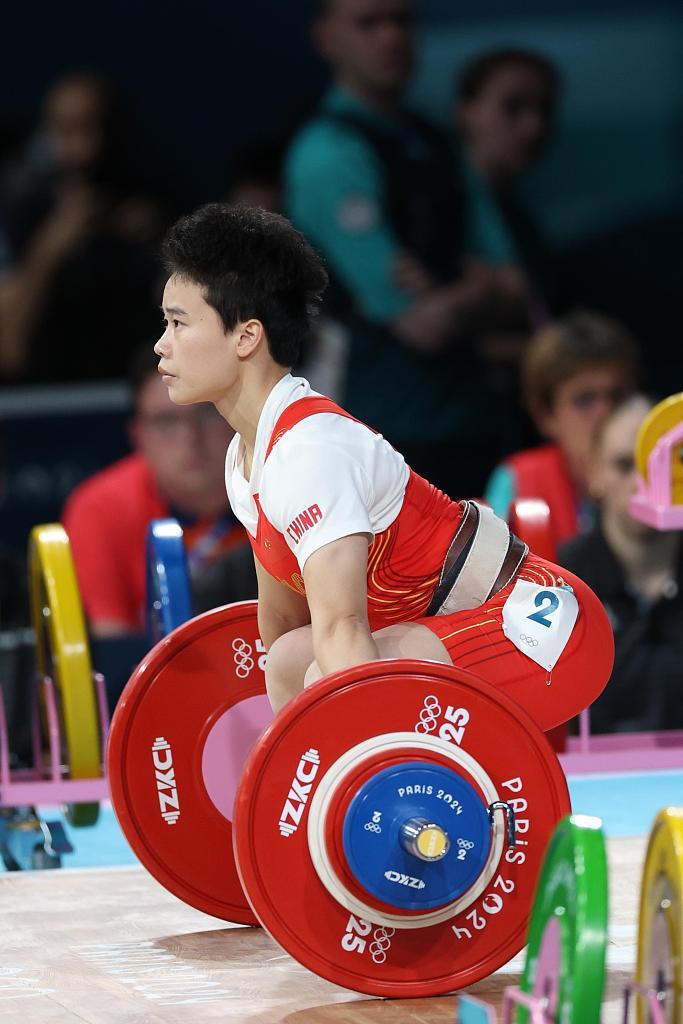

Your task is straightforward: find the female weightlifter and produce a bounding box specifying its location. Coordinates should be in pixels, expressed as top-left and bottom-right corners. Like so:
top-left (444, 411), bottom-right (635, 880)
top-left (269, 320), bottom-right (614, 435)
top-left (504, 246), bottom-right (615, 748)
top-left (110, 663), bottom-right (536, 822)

top-left (155, 203), bottom-right (614, 727)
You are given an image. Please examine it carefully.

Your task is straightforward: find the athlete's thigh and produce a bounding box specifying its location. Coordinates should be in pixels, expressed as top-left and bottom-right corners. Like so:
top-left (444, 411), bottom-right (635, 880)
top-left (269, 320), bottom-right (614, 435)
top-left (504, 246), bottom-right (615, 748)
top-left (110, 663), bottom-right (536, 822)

top-left (413, 552), bottom-right (614, 722)
top-left (303, 620), bottom-right (452, 687)
top-left (267, 625), bottom-right (314, 682)
top-left (371, 621), bottom-right (453, 665)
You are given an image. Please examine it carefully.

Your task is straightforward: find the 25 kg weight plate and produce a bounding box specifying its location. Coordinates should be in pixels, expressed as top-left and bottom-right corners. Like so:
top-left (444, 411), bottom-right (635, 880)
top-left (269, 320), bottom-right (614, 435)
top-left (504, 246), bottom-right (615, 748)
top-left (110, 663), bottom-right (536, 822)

top-left (107, 600), bottom-right (273, 922)
top-left (234, 659), bottom-right (570, 997)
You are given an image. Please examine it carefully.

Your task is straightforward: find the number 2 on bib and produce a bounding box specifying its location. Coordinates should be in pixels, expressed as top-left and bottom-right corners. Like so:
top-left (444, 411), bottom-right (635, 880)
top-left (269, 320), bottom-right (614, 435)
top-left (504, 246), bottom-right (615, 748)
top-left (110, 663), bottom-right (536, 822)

top-left (526, 590), bottom-right (559, 628)
top-left (502, 579), bottom-right (579, 671)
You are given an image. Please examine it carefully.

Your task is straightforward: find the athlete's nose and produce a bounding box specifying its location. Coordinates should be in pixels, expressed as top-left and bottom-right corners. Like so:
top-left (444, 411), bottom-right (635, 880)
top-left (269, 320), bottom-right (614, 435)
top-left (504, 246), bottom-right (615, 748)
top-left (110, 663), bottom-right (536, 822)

top-left (154, 333), bottom-right (170, 358)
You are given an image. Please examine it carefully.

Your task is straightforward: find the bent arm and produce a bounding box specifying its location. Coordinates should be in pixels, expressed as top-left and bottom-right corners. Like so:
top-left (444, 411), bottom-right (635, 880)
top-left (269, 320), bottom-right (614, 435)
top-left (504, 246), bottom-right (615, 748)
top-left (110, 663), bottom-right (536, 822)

top-left (303, 534), bottom-right (378, 676)
top-left (254, 557), bottom-right (311, 651)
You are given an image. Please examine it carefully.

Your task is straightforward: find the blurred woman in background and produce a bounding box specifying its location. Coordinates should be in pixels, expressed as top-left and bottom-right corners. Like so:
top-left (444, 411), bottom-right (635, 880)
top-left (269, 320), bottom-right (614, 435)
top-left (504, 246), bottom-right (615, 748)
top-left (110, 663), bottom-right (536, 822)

top-left (560, 395), bottom-right (683, 733)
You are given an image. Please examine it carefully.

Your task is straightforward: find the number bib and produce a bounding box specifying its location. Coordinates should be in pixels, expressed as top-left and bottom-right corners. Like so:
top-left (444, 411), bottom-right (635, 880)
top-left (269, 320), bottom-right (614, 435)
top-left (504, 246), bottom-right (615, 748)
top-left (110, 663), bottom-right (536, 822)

top-left (501, 580), bottom-right (579, 672)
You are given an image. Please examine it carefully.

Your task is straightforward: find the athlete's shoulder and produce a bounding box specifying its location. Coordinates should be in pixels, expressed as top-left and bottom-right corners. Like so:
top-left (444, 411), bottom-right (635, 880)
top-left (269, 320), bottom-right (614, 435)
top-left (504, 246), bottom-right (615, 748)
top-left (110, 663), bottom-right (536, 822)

top-left (271, 404), bottom-right (372, 454)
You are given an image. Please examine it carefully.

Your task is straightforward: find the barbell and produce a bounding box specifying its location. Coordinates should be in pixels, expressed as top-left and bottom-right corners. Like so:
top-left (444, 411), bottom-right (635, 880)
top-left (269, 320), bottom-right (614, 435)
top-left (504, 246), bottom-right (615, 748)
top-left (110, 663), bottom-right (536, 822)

top-left (107, 599), bottom-right (571, 996)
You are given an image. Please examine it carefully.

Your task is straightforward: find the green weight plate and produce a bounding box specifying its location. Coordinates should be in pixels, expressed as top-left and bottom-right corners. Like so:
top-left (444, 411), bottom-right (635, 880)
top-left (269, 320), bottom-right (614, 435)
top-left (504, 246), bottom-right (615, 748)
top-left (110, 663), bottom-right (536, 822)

top-left (518, 814), bottom-right (608, 1024)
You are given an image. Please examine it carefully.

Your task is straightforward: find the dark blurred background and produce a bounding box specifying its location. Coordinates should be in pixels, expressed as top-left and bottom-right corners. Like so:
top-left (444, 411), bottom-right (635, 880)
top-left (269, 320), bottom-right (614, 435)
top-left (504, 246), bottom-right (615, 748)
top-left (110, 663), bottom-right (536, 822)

top-left (0, 1), bottom-right (682, 739)
top-left (3, 0), bottom-right (681, 228)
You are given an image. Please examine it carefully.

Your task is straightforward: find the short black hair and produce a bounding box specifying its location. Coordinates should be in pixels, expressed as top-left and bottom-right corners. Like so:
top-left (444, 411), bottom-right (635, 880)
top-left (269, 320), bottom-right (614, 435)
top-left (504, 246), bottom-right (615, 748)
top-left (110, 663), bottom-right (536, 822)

top-left (161, 203), bottom-right (328, 368)
top-left (458, 48), bottom-right (559, 103)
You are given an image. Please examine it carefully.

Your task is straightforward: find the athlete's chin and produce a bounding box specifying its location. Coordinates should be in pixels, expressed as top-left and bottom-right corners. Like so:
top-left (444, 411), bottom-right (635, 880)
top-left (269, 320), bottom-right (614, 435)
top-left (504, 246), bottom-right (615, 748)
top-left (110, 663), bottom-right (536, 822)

top-left (167, 382), bottom-right (202, 407)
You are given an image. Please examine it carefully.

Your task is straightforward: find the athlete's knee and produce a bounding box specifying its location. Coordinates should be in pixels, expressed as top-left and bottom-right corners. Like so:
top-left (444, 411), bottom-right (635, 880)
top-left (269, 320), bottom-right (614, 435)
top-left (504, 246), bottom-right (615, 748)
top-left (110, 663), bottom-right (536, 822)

top-left (304, 660), bottom-right (323, 688)
top-left (372, 621), bottom-right (452, 665)
top-left (264, 627), bottom-right (314, 713)
top-left (265, 633), bottom-right (301, 712)
top-left (264, 632), bottom-right (288, 683)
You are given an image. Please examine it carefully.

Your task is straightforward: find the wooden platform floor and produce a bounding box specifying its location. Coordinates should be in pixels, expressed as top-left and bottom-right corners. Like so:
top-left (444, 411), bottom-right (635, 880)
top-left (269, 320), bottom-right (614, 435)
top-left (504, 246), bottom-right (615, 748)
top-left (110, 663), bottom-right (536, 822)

top-left (0, 837), bottom-right (644, 1023)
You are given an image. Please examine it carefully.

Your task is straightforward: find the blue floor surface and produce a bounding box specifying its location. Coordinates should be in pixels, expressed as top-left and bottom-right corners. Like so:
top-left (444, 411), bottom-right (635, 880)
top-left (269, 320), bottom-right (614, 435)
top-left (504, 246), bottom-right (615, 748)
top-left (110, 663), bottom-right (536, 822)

top-left (1, 770), bottom-right (680, 871)
top-left (567, 768), bottom-right (683, 837)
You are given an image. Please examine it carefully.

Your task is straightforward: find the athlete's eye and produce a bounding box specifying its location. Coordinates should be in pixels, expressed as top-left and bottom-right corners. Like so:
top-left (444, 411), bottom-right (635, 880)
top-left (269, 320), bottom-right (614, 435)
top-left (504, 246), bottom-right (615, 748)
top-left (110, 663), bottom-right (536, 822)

top-left (173, 319), bottom-right (181, 329)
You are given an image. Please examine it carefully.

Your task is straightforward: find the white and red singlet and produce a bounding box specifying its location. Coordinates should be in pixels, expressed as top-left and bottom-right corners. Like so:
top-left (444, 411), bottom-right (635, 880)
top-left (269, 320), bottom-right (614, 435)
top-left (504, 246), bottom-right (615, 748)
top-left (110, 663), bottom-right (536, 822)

top-left (226, 376), bottom-right (613, 727)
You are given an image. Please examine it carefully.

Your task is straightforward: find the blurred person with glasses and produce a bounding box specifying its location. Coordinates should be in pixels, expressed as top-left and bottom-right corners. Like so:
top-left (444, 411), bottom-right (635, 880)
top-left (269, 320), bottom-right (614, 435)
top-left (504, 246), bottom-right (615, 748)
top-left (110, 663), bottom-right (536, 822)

top-left (484, 310), bottom-right (639, 547)
top-left (62, 346), bottom-right (250, 638)
top-left (558, 396), bottom-right (683, 732)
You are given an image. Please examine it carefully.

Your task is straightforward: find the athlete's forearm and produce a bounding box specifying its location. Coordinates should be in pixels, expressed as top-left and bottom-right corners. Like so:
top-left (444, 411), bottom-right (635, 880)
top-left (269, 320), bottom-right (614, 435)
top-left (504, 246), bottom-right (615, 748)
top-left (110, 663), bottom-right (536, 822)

top-left (312, 614), bottom-right (379, 677)
top-left (255, 558), bottom-right (311, 651)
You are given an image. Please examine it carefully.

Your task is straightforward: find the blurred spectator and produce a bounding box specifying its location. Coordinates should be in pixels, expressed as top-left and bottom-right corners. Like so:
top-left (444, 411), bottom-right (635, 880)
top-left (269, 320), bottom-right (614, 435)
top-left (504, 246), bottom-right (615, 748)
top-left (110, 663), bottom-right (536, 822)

top-left (456, 49), bottom-right (559, 317)
top-left (560, 396), bottom-right (683, 732)
top-left (0, 72), bottom-right (164, 384)
top-left (62, 347), bottom-right (247, 637)
top-left (285, 0), bottom-right (533, 498)
top-left (484, 310), bottom-right (639, 547)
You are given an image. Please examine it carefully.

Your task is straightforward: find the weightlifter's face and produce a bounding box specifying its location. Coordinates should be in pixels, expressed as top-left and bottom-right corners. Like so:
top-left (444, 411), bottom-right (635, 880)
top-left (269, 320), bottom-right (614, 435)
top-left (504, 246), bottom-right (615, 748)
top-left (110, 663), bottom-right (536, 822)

top-left (156, 275), bottom-right (239, 406)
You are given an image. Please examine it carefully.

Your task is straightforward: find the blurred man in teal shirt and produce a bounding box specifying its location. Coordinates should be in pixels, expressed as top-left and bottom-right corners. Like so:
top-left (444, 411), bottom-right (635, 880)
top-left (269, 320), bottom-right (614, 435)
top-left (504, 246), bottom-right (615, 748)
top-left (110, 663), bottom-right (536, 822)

top-left (285, 0), bottom-right (533, 498)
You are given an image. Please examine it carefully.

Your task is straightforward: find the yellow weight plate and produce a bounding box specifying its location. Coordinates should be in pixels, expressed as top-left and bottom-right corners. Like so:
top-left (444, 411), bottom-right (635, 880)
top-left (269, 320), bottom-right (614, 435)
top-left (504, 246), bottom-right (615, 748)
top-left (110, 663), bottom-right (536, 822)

top-left (635, 393), bottom-right (683, 501)
top-left (636, 807), bottom-right (683, 1024)
top-left (29, 525), bottom-right (101, 788)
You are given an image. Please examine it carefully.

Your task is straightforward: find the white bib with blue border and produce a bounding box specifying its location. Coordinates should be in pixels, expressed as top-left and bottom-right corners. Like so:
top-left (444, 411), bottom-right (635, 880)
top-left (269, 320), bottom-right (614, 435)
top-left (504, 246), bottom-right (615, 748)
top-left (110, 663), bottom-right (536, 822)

top-left (501, 580), bottom-right (579, 672)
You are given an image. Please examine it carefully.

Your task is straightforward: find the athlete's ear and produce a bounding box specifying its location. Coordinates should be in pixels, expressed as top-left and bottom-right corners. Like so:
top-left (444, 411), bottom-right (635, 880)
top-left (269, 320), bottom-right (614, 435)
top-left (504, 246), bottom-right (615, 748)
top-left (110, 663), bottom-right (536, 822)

top-left (235, 318), bottom-right (264, 359)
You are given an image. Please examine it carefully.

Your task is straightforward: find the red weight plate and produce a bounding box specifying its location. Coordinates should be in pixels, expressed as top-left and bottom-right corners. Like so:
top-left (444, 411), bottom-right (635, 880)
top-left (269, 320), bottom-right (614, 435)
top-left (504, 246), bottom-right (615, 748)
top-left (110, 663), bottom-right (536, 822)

top-left (509, 498), bottom-right (556, 562)
top-left (234, 660), bottom-right (570, 997)
top-left (108, 600), bottom-right (273, 923)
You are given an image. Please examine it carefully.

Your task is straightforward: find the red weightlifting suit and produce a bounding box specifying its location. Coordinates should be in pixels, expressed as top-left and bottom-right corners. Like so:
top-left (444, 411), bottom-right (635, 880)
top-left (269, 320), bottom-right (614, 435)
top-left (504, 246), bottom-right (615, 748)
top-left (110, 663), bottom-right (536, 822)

top-left (226, 377), bottom-right (614, 730)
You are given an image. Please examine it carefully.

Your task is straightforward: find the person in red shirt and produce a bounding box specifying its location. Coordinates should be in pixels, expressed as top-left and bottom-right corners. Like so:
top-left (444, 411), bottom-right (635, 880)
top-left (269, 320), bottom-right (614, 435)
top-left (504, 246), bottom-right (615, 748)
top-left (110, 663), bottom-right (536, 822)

top-left (62, 347), bottom-right (247, 636)
top-left (154, 203), bottom-right (614, 731)
top-left (484, 310), bottom-right (640, 549)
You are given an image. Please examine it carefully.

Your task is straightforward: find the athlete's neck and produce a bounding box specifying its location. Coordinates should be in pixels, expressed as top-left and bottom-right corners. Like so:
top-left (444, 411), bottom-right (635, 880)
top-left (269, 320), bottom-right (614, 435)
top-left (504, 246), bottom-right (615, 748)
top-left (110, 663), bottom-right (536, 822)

top-left (215, 367), bottom-right (290, 480)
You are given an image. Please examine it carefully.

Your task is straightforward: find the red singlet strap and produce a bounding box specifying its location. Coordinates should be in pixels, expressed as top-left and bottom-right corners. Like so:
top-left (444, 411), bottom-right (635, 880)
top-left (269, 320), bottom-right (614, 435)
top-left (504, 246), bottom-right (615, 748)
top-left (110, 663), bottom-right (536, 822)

top-left (265, 396), bottom-right (365, 460)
